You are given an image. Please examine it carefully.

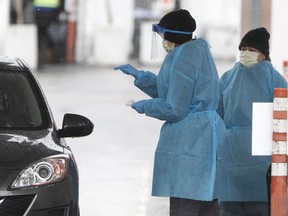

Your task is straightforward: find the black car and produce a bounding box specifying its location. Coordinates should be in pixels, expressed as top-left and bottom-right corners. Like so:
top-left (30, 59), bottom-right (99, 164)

top-left (0, 56), bottom-right (94, 216)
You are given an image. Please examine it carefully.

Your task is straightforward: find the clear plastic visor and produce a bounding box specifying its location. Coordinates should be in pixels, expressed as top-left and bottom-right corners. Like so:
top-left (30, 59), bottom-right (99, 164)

top-left (151, 31), bottom-right (166, 60)
top-left (151, 24), bottom-right (193, 60)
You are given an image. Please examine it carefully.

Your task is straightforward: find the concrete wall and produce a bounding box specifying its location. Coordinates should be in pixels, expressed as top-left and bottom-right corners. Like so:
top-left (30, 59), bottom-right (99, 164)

top-left (181, 0), bottom-right (241, 61)
top-left (2, 25), bottom-right (38, 69)
top-left (240, 0), bottom-right (288, 73)
top-left (75, 0), bottom-right (134, 66)
top-left (1, 0), bottom-right (285, 70)
top-left (75, 0), bottom-right (242, 65)
top-left (270, 0), bottom-right (288, 73)
top-left (0, 0), bottom-right (11, 55)
top-left (0, 0), bottom-right (38, 69)
top-left (180, 0), bottom-right (288, 71)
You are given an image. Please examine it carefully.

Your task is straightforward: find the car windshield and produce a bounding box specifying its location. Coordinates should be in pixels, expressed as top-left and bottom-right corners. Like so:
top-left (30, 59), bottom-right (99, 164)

top-left (0, 70), bottom-right (48, 129)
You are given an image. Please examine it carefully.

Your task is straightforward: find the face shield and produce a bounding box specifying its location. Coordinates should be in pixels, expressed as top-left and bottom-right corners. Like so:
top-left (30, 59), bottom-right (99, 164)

top-left (151, 24), bottom-right (166, 60)
top-left (151, 24), bottom-right (193, 60)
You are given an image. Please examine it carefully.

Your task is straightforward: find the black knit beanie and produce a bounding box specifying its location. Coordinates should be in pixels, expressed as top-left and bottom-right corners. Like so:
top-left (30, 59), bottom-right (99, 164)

top-left (158, 9), bottom-right (196, 45)
top-left (238, 27), bottom-right (270, 57)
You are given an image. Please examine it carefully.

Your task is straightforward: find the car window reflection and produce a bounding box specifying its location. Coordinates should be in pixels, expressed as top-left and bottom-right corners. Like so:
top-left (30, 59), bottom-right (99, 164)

top-left (0, 71), bottom-right (47, 129)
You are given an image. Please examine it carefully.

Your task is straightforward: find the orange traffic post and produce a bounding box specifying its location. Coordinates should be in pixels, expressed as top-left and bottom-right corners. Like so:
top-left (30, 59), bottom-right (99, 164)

top-left (271, 88), bottom-right (287, 216)
top-left (65, 0), bottom-right (77, 63)
top-left (66, 21), bottom-right (76, 63)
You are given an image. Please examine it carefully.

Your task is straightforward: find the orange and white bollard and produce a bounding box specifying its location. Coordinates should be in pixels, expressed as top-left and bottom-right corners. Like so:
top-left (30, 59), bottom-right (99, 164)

top-left (271, 88), bottom-right (287, 216)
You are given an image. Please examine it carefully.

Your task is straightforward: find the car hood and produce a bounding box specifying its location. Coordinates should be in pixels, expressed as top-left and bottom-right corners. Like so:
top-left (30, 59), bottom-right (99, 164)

top-left (0, 129), bottom-right (64, 169)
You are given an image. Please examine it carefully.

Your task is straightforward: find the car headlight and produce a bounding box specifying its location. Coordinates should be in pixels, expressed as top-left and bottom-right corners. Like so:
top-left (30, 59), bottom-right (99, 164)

top-left (11, 154), bottom-right (69, 189)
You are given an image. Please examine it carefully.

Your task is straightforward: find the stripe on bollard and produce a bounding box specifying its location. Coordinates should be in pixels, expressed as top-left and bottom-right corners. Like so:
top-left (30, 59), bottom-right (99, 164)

top-left (271, 88), bottom-right (287, 216)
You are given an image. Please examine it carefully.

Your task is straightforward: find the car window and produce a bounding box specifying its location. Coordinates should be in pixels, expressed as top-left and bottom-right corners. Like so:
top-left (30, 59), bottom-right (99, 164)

top-left (0, 70), bottom-right (48, 129)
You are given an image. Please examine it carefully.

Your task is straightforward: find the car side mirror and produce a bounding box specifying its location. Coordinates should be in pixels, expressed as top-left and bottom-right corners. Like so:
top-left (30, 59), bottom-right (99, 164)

top-left (57, 113), bottom-right (94, 138)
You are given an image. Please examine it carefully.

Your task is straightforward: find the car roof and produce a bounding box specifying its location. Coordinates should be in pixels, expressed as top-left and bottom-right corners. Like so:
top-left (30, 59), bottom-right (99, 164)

top-left (0, 56), bottom-right (30, 72)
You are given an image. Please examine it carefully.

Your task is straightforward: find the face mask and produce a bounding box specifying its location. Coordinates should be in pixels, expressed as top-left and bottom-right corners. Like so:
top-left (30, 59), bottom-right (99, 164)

top-left (162, 40), bottom-right (175, 53)
top-left (239, 50), bottom-right (259, 67)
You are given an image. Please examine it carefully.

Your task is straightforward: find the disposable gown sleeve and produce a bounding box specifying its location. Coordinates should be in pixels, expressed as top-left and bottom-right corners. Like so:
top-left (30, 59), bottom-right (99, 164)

top-left (272, 68), bottom-right (287, 89)
top-left (217, 74), bottom-right (227, 119)
top-left (141, 68), bottom-right (196, 122)
top-left (134, 71), bottom-right (158, 98)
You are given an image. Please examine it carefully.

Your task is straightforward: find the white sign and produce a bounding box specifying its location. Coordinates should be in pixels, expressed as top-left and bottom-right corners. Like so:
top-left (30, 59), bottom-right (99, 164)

top-left (252, 102), bottom-right (273, 156)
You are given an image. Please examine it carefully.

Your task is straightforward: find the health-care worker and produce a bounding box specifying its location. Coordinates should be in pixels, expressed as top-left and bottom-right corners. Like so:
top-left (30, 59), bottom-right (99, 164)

top-left (114, 9), bottom-right (226, 216)
top-left (217, 27), bottom-right (287, 215)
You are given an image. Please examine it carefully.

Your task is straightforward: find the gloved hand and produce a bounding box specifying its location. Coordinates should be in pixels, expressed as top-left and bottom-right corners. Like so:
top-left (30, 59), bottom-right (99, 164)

top-left (131, 100), bottom-right (148, 114)
top-left (114, 64), bottom-right (144, 79)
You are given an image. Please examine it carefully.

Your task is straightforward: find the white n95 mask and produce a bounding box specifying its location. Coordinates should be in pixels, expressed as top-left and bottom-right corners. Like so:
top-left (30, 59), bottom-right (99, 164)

top-left (239, 50), bottom-right (259, 67)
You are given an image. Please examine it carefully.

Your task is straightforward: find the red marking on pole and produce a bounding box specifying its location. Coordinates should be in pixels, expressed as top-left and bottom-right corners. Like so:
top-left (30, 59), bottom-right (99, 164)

top-left (273, 111), bottom-right (287, 119)
top-left (274, 88), bottom-right (287, 98)
top-left (273, 132), bottom-right (287, 141)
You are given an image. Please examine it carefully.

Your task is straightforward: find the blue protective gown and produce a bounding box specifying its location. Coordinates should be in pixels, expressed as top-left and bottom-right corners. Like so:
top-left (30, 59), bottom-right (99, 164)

top-left (217, 61), bottom-right (287, 201)
top-left (134, 38), bottom-right (226, 201)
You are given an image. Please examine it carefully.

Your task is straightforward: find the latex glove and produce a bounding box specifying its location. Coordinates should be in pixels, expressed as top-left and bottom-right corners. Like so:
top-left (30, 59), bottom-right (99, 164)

top-left (131, 100), bottom-right (148, 114)
top-left (114, 64), bottom-right (143, 79)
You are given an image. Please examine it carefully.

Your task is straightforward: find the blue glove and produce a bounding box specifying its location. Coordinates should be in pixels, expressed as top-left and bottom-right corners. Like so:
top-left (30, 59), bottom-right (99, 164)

top-left (131, 100), bottom-right (148, 114)
top-left (114, 64), bottom-right (143, 79)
